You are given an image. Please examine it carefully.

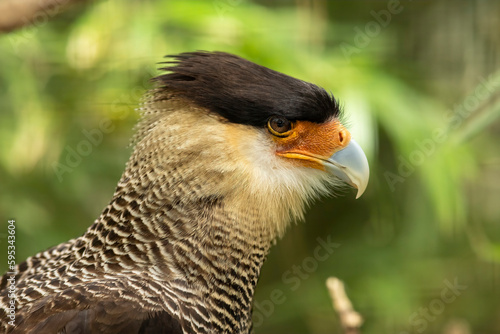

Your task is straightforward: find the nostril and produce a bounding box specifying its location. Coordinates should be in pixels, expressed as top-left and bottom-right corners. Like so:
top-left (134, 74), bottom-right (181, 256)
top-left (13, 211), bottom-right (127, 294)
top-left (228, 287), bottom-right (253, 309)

top-left (338, 131), bottom-right (345, 145)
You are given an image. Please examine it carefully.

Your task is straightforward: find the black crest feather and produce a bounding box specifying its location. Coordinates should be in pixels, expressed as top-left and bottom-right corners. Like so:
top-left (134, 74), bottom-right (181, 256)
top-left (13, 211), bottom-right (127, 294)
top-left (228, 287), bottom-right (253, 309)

top-left (154, 51), bottom-right (340, 126)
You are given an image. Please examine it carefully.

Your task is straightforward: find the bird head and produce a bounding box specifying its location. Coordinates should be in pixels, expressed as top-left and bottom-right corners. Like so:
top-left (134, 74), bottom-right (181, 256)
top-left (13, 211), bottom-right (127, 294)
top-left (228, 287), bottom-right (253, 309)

top-left (130, 51), bottom-right (369, 238)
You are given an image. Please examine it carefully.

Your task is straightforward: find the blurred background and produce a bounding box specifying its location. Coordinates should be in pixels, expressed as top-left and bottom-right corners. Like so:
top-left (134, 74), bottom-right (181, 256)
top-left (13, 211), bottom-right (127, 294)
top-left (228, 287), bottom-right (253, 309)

top-left (1, 0), bottom-right (499, 333)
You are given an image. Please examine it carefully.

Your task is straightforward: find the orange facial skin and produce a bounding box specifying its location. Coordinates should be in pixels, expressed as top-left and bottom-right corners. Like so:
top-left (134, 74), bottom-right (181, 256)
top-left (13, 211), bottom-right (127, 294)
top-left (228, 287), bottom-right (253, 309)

top-left (273, 120), bottom-right (351, 170)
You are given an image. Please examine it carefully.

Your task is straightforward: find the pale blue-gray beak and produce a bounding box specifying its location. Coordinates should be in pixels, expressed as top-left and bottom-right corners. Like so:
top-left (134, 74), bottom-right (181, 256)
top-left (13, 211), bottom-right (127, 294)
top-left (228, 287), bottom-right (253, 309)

top-left (325, 139), bottom-right (369, 198)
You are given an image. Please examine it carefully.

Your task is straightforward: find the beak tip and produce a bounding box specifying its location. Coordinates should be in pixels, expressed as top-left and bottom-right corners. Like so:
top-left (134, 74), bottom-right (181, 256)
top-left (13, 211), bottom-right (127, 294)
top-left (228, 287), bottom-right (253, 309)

top-left (354, 167), bottom-right (369, 199)
top-left (355, 181), bottom-right (368, 199)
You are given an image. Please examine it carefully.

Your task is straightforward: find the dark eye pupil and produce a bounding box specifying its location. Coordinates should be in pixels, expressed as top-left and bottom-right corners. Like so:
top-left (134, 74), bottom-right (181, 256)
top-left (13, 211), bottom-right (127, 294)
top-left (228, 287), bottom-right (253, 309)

top-left (269, 116), bottom-right (291, 134)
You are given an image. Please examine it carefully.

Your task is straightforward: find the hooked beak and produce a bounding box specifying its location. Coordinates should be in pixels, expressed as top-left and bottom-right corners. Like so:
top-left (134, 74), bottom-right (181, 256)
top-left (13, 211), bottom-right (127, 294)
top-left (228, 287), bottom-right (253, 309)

top-left (325, 139), bottom-right (369, 199)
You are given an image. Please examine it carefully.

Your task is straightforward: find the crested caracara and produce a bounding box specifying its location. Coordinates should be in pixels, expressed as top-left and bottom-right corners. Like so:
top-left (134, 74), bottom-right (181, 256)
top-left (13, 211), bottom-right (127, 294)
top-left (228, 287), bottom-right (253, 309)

top-left (0, 51), bottom-right (369, 334)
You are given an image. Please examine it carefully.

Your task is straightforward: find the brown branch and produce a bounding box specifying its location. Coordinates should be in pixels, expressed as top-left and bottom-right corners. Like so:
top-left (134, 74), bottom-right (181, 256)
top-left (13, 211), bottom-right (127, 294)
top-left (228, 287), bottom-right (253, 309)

top-left (0, 0), bottom-right (86, 33)
top-left (326, 277), bottom-right (363, 334)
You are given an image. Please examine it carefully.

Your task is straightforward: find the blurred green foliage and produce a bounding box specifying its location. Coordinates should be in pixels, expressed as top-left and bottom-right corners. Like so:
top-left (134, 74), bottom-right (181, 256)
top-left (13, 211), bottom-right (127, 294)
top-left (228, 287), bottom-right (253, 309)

top-left (1, 0), bottom-right (499, 333)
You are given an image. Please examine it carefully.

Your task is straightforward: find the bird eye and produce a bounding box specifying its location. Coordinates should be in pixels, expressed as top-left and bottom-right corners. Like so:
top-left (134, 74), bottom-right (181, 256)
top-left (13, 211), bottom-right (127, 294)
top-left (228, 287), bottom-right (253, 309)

top-left (267, 116), bottom-right (292, 136)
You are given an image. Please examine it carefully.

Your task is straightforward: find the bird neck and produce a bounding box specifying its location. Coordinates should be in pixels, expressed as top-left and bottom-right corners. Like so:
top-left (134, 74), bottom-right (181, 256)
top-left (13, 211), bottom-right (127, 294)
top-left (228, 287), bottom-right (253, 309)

top-left (82, 161), bottom-right (275, 331)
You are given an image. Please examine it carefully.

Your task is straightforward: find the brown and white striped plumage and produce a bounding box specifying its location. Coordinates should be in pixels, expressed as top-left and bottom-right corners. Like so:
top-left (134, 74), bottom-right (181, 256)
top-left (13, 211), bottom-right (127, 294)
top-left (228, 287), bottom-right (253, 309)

top-left (0, 52), bottom-right (368, 333)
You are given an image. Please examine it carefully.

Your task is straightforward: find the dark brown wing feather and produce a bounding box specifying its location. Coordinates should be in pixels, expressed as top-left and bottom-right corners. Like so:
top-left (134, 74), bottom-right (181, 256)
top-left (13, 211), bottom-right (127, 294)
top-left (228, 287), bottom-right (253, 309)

top-left (2, 274), bottom-right (184, 334)
top-left (8, 294), bottom-right (182, 334)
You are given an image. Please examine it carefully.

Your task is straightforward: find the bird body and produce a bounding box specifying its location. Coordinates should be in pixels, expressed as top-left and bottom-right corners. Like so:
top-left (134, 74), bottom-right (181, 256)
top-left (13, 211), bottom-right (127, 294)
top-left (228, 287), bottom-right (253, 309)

top-left (0, 52), bottom-right (369, 333)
